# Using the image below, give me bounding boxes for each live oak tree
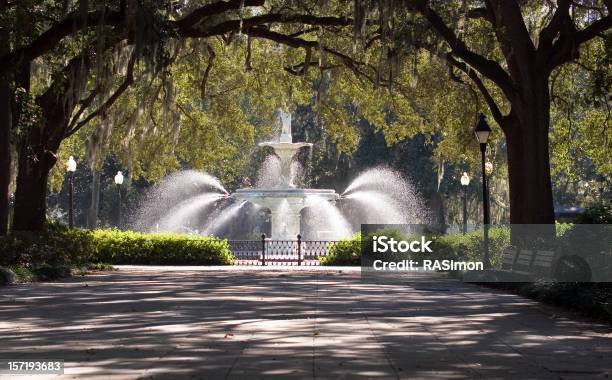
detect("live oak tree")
[351,0,611,224]
[0,0,126,233]
[0,0,356,231]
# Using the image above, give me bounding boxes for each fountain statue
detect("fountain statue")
[232,110,339,240]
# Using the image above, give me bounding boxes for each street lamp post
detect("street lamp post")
[66,156,77,228]
[460,172,470,235]
[114,171,124,228]
[474,113,492,269]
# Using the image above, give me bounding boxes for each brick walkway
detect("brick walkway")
[1,266,610,379]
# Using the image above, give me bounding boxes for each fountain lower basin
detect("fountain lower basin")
[232,188,339,240]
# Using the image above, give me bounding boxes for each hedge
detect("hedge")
[90,230,235,265]
[0,223,235,267]
[427,227,510,268]
[319,233,362,266]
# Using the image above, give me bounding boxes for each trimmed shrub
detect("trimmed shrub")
[0,225,95,267]
[91,230,235,265]
[320,233,361,266]
[0,223,235,268]
[428,227,510,268]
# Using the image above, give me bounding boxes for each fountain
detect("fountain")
[231,110,339,240]
[133,110,428,239]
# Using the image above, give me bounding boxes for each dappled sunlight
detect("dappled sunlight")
[1,268,611,378]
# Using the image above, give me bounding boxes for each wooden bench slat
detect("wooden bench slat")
[501,247,518,269]
[492,247,557,280]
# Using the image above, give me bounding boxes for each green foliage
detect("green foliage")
[555,223,611,263]
[32,263,72,281]
[0,267,16,285]
[0,223,235,267]
[83,263,115,271]
[319,227,511,267]
[431,227,510,268]
[0,224,96,266]
[555,221,574,237]
[13,87,44,139]
[7,266,35,283]
[91,230,235,265]
[548,36,611,206]
[574,203,612,224]
[320,232,361,266]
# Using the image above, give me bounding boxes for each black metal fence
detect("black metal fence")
[229,234,340,266]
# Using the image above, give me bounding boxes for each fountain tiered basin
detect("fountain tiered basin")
[231,111,340,240]
[232,188,339,240]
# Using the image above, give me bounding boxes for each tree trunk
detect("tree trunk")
[0,19,10,235]
[0,77,10,235]
[10,38,110,232]
[504,79,555,225]
[12,144,57,231]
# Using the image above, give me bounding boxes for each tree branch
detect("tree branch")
[288,27,318,38]
[65,52,136,138]
[0,0,263,75]
[245,27,374,83]
[175,0,265,31]
[284,60,338,75]
[68,85,101,130]
[576,14,611,44]
[482,0,536,83]
[447,53,503,127]
[201,43,215,99]
[540,1,610,71]
[0,8,123,74]
[300,47,312,75]
[447,63,482,113]
[539,0,572,49]
[178,13,351,38]
[413,2,515,100]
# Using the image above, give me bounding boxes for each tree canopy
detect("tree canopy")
[0,0,610,232]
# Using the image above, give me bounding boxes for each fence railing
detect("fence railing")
[228,234,340,266]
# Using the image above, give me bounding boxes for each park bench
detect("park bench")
[483,246,557,282]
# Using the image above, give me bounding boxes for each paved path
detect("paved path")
[0,267,610,379]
